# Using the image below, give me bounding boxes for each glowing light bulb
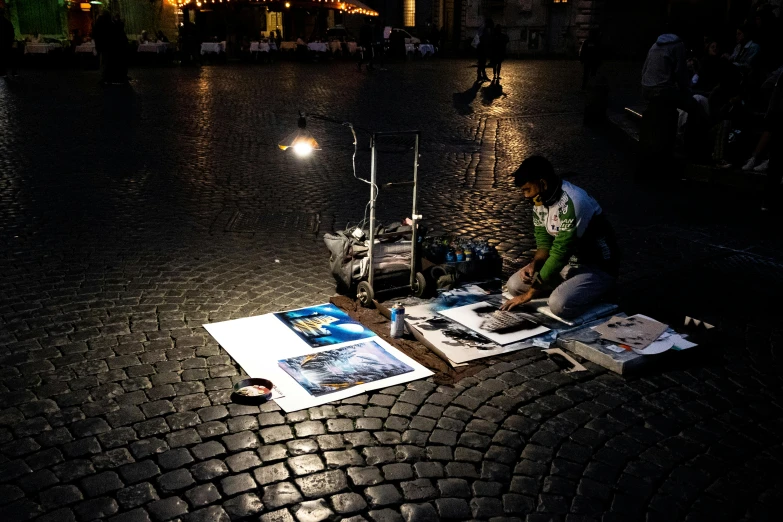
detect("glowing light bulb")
[293,143,313,157]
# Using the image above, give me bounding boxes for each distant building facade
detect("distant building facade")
[377,0,757,58]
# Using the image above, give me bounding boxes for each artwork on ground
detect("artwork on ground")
[274,303,376,348]
[438,301,550,346]
[592,315,669,350]
[404,292,544,364]
[278,340,414,397]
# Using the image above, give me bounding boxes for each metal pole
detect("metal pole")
[410,133,420,289]
[367,134,377,289]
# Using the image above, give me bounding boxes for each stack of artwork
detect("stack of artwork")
[404,287,550,366]
[592,314,698,355]
[204,304,432,412]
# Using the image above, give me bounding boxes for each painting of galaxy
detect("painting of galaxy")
[278,340,414,396]
[273,304,377,348]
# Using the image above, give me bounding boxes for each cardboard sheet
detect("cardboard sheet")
[203,306,432,412]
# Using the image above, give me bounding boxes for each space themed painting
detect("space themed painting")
[274,304,376,348]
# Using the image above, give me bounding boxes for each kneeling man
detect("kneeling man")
[500,156,620,318]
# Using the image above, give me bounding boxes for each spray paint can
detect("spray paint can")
[390,303,405,339]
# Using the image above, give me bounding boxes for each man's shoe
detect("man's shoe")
[742,156,757,171]
[754,159,769,172]
[716,160,733,169]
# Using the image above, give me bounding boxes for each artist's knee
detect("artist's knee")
[548,293,579,319]
[506,272,528,296]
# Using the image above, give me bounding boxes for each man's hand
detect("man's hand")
[500,294,531,311]
[500,287,540,311]
[519,262,536,284]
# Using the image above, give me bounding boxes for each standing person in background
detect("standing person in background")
[490,24,509,81]
[430,25,441,51]
[357,17,374,72]
[107,12,129,84]
[373,19,385,70]
[579,29,602,90]
[93,9,112,83]
[476,19,493,82]
[0,6,14,77]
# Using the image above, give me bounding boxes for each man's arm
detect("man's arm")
[500,225,553,311]
[538,226,577,283]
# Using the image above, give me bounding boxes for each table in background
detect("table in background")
[74,42,96,55]
[138,42,172,54]
[24,43,62,54]
[329,41,358,54]
[307,42,328,53]
[250,41,275,53]
[280,42,297,51]
[200,42,226,54]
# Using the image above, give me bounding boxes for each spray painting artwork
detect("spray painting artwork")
[274,303,376,348]
[278,340,414,396]
[438,301,550,345]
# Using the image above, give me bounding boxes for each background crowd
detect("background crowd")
[639,0,783,209]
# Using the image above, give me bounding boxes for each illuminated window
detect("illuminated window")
[553,0,568,3]
[404,0,415,27]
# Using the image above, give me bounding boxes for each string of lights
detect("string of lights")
[173,0,378,17]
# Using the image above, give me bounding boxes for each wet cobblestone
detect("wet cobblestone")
[1,59,783,522]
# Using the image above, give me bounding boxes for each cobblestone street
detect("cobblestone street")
[1,60,783,522]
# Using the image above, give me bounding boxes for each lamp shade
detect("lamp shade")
[278,117,321,156]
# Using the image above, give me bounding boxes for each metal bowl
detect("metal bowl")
[232,378,274,405]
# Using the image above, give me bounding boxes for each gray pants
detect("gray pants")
[506,265,616,319]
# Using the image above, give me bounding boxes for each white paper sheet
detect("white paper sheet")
[203,309,432,412]
[438,301,550,346]
[405,295,540,364]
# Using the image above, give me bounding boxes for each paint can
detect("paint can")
[390,303,405,338]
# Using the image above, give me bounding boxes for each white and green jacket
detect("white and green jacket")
[533,180,619,286]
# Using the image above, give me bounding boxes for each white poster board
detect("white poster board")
[203,305,432,412]
[438,301,549,346]
[404,290,544,364]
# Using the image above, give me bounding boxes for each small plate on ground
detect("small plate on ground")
[232,378,274,405]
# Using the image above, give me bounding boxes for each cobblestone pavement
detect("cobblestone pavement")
[1,60,783,522]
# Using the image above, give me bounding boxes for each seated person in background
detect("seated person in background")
[140,30,151,44]
[501,156,620,319]
[691,40,725,92]
[723,25,759,71]
[642,30,706,122]
[30,32,44,43]
[156,31,168,43]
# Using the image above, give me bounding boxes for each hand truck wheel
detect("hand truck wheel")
[356,281,375,308]
[412,272,427,298]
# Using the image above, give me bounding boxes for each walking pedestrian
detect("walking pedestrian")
[476,19,493,82]
[579,29,602,90]
[490,25,509,81]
